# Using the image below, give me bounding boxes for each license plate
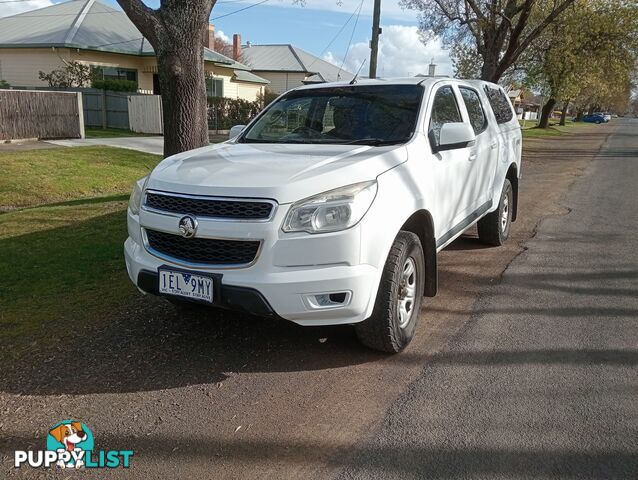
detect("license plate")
[158,268,214,303]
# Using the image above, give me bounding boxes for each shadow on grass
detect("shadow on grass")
[0,208,380,396]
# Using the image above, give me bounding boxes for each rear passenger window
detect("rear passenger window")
[460,87,487,134]
[429,86,462,146]
[484,86,513,124]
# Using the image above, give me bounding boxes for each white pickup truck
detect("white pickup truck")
[125,77,521,353]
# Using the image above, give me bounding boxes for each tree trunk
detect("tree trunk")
[479,51,500,82]
[157,47,209,158]
[575,109,584,122]
[116,0,214,158]
[538,98,556,129]
[559,99,570,126]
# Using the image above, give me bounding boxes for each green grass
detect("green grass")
[85,127,153,138]
[0,200,135,341]
[0,146,160,212]
[521,120,593,139]
[0,146,161,346]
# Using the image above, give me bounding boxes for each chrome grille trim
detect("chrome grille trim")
[142,190,278,222]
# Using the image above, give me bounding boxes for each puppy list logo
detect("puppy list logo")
[14,420,133,469]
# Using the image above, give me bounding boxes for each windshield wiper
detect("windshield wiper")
[342,138,401,146]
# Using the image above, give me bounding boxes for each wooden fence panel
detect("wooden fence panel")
[128,95,163,134]
[0,89,83,141]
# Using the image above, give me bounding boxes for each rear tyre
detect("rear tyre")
[355,231,425,353]
[477,179,513,246]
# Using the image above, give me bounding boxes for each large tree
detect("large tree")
[523,0,638,127]
[116,0,216,157]
[401,0,577,82]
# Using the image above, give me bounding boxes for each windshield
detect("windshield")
[240,85,424,146]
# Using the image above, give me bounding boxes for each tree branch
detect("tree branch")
[116,0,161,45]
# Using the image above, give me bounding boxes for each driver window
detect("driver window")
[429,86,462,146]
[258,97,313,138]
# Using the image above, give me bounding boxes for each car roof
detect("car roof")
[292,77,501,92]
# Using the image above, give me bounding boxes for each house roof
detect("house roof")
[233,69,270,84]
[241,44,354,83]
[0,0,265,79]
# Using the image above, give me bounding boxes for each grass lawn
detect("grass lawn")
[0,146,161,349]
[85,127,154,138]
[0,146,159,212]
[521,120,595,140]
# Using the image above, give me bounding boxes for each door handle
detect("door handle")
[469,153,478,161]
[490,141,498,150]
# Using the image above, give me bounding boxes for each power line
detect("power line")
[338,0,363,77]
[306,0,364,71]
[211,0,269,20]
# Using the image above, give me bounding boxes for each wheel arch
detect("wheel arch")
[400,209,437,297]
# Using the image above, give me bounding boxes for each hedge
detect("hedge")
[207,96,263,130]
[92,79,138,92]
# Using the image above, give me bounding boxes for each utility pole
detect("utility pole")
[369,0,381,79]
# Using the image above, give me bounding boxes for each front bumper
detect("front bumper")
[124,208,380,326]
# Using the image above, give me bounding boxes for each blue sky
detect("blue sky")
[3,0,453,76]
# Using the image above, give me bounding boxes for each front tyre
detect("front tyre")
[477,178,513,246]
[355,231,425,353]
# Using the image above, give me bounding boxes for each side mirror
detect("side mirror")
[435,123,476,152]
[229,125,246,140]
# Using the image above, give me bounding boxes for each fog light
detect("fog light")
[304,291,352,310]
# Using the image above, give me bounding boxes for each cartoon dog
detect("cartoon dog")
[49,422,87,468]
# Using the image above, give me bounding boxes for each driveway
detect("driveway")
[47,136,164,155]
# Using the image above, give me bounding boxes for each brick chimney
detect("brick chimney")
[204,24,215,50]
[233,34,241,60]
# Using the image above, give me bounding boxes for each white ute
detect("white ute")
[125,77,522,352]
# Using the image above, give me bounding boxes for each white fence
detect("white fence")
[128,95,163,134]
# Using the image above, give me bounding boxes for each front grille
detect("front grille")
[145,192,274,220]
[146,229,260,266]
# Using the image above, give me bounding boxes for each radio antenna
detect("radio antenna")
[350,58,367,85]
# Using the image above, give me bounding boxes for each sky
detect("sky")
[1,0,453,77]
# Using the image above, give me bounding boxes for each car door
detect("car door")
[427,84,475,240]
[458,86,498,211]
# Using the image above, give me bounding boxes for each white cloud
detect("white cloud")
[325,25,453,78]
[265,0,417,22]
[0,0,54,18]
[216,29,231,44]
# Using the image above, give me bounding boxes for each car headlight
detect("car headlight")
[128,177,147,215]
[282,181,377,234]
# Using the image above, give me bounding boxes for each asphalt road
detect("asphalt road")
[339,119,638,479]
[1,120,634,479]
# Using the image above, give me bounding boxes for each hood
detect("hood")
[146,142,407,204]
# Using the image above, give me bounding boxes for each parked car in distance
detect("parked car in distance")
[593,112,612,122]
[579,113,608,124]
[125,78,522,353]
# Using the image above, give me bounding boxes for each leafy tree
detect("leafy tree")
[523,0,638,127]
[400,0,577,82]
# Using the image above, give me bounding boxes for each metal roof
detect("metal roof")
[241,44,354,82]
[233,69,270,84]
[0,0,265,79]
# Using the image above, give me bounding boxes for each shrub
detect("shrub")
[207,96,262,130]
[38,61,93,88]
[0,79,10,88]
[92,79,138,92]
